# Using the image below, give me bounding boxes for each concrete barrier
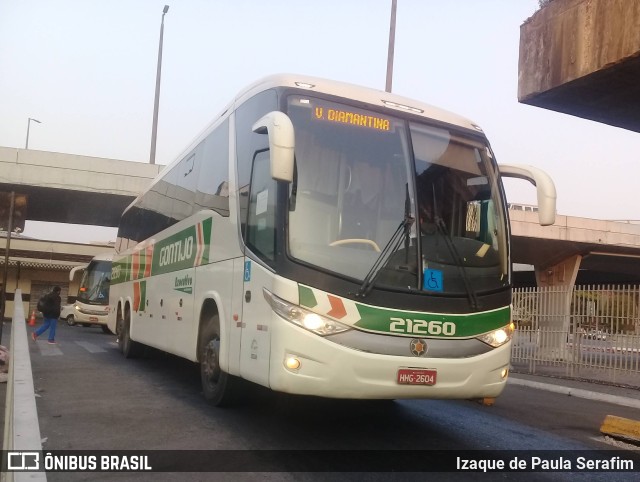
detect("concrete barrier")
[600,414,640,444]
[1,289,47,481]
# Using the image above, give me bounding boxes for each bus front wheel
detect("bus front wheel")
[200,317,241,407]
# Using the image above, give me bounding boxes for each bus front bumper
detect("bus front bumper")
[268,316,511,400]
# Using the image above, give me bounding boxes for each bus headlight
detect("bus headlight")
[477,322,515,348]
[263,289,351,336]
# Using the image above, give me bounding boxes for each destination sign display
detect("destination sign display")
[313,104,391,131]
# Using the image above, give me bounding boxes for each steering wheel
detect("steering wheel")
[329,238,381,252]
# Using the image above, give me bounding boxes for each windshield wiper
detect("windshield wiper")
[356,213,415,298]
[432,216,479,310]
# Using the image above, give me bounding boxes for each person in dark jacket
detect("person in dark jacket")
[32,285,62,344]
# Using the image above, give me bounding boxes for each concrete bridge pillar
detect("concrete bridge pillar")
[533,254,582,359]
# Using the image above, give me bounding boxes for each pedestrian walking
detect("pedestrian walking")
[32,285,62,344]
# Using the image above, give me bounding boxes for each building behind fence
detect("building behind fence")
[512,285,640,387]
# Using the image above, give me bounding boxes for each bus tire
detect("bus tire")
[101,325,111,334]
[119,310,143,359]
[199,316,240,407]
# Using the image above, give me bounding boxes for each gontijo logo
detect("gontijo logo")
[151,219,211,275]
[159,237,193,267]
[111,219,212,285]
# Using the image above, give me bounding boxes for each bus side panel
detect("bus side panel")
[163,266,196,359]
[131,268,164,349]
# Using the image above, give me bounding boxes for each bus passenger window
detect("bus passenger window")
[197,119,230,216]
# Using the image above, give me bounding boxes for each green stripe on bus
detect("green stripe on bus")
[297,283,510,338]
[299,286,318,309]
[353,304,510,338]
[111,258,129,285]
[139,280,146,310]
[201,218,212,265]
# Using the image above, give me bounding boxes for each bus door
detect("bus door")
[239,150,277,387]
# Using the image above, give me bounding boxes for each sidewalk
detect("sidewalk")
[509,370,640,409]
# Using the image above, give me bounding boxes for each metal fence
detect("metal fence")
[511,285,640,386]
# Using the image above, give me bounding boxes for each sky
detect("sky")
[2,0,640,243]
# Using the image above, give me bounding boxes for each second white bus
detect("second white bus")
[69,252,113,332]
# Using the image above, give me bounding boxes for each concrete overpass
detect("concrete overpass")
[0,146,163,227]
[518,0,640,277]
[2,146,640,285]
[510,207,640,286]
[519,0,640,133]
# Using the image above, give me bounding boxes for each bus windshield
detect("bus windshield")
[286,95,508,296]
[77,259,111,305]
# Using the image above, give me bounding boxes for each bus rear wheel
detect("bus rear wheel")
[200,317,241,407]
[119,311,143,359]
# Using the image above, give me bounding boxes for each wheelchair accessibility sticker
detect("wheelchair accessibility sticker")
[244,260,251,282]
[423,269,443,292]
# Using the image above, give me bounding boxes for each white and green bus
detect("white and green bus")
[68,252,113,332]
[108,74,556,406]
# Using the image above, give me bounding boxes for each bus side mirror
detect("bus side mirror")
[252,111,295,183]
[69,264,87,282]
[499,164,557,226]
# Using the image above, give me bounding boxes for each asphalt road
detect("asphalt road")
[23,322,640,481]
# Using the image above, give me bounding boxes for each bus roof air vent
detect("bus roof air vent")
[382,100,423,114]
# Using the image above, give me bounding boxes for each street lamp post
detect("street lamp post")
[25,117,41,149]
[149,5,170,165]
[385,0,398,93]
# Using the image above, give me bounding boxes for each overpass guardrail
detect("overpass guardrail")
[1,289,47,481]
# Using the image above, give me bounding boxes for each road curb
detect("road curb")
[507,377,640,410]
